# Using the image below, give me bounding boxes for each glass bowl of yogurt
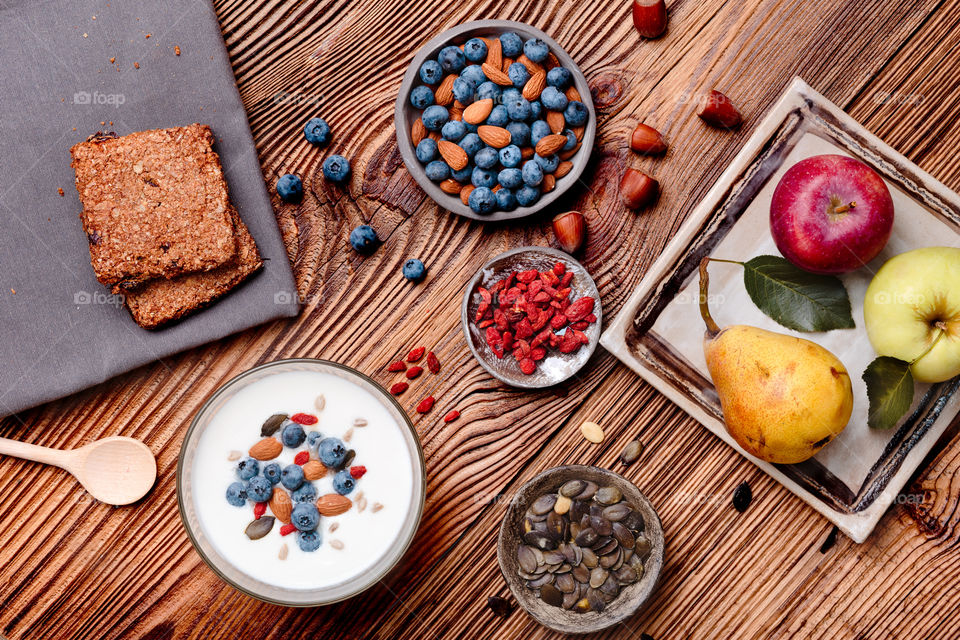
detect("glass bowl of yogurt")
[177,359,426,606]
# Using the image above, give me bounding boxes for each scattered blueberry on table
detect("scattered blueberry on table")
[276,174,303,203]
[402,258,426,282]
[349,225,379,254]
[303,117,331,146]
[322,154,351,182]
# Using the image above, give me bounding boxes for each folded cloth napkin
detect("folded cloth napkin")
[0,0,299,418]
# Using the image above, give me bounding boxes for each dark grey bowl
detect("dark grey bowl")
[497,465,664,634]
[394,20,597,222]
[461,247,601,389]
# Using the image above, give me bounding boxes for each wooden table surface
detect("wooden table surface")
[3,0,960,638]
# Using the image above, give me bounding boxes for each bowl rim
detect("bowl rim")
[496,464,665,634]
[394,19,597,222]
[175,358,427,607]
[460,246,602,389]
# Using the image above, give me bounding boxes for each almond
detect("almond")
[269,486,292,523]
[411,118,427,146]
[546,52,561,69]
[302,460,326,481]
[449,104,463,121]
[463,98,494,125]
[566,86,581,102]
[520,146,535,160]
[630,123,667,154]
[316,493,353,516]
[460,184,475,206]
[435,75,455,106]
[522,71,546,100]
[501,57,514,73]
[546,111,565,134]
[440,178,462,194]
[555,161,574,178]
[559,143,581,160]
[535,133,567,157]
[572,126,585,141]
[542,173,556,193]
[517,54,544,75]
[486,37,502,69]
[478,125,511,148]
[248,438,282,461]
[438,140,469,170]
[481,63,512,86]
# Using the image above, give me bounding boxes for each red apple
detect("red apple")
[769,154,894,274]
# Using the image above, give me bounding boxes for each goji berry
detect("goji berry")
[519,358,536,374]
[294,451,309,465]
[280,523,297,536]
[390,382,409,395]
[565,297,595,322]
[407,346,426,362]
[253,502,267,519]
[387,360,407,372]
[350,465,367,479]
[553,261,566,276]
[290,412,318,425]
[406,366,424,379]
[427,351,440,374]
[443,410,460,423]
[416,396,435,413]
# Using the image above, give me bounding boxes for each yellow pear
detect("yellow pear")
[698,259,853,464]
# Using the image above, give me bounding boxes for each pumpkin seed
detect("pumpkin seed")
[527,572,554,588]
[540,584,563,607]
[634,535,652,558]
[330,539,344,550]
[575,527,598,547]
[595,486,622,505]
[572,565,590,584]
[357,496,368,512]
[545,511,565,539]
[587,588,606,613]
[518,546,538,573]
[612,522,635,549]
[733,481,752,513]
[619,440,643,465]
[622,509,645,532]
[614,566,638,585]
[314,395,326,411]
[554,563,572,574]
[580,421,604,444]
[600,573,620,596]
[594,537,618,556]
[581,547,599,568]
[589,515,613,536]
[523,531,555,550]
[559,480,586,497]
[600,547,621,569]
[260,413,288,437]
[542,550,565,565]
[556,573,576,593]
[530,494,558,515]
[554,494,572,514]
[278,543,288,560]
[602,503,631,522]
[589,567,608,588]
[486,596,512,618]
[562,590,579,609]
[574,481,598,501]
[244,516,275,540]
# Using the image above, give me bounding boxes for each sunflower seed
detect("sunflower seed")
[353,417,368,427]
[343,427,354,443]
[329,522,339,533]
[314,395,326,411]
[372,502,384,512]
[619,440,643,465]
[330,539,344,550]
[278,543,288,560]
[357,496,368,512]
[227,450,242,461]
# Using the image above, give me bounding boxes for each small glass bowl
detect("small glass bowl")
[176,358,426,606]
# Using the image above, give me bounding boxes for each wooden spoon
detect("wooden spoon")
[0,436,156,505]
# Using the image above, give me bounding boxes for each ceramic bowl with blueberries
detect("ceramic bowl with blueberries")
[395,20,597,222]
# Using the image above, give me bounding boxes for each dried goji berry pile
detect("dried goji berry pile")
[474,262,596,375]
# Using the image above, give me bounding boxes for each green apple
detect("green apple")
[864,246,960,383]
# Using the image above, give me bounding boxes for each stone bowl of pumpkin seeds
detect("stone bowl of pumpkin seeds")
[496,465,664,634]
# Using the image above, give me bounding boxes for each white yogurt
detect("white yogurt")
[191,369,416,590]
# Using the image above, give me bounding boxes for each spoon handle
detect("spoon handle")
[0,437,71,469]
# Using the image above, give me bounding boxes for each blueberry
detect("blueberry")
[476,81,501,102]
[507,97,531,122]
[531,120,552,145]
[535,153,559,173]
[523,38,550,63]
[463,37,488,62]
[402,258,426,282]
[499,32,524,58]
[498,167,523,189]
[297,530,322,552]
[499,145,522,169]
[225,481,247,507]
[281,421,306,447]
[451,164,473,183]
[303,117,331,146]
[421,105,449,131]
[547,67,573,89]
[460,64,487,87]
[322,154,351,182]
[507,62,530,88]
[564,101,588,126]
[459,133,483,157]
[474,147,499,170]
[528,100,543,121]
[522,160,544,186]
[416,138,438,163]
[318,437,348,468]
[291,502,320,531]
[452,77,476,105]
[496,188,518,211]
[516,184,541,207]
[468,186,497,214]
[262,462,282,485]
[276,174,303,203]
[562,129,578,151]
[281,464,305,491]
[419,59,443,85]
[292,482,317,503]
[541,86,568,111]
[463,122,479,133]
[236,457,259,481]
[305,431,323,450]
[349,225,379,254]
[246,476,272,503]
[486,105,510,128]
[410,85,435,109]
[332,470,357,495]
[471,166,497,188]
[441,120,467,142]
[425,160,451,182]
[506,121,531,146]
[438,45,465,73]
[501,88,522,103]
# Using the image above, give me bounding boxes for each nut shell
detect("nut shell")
[552,210,586,254]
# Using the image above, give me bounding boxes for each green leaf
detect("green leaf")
[741,256,855,332]
[862,356,915,430]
